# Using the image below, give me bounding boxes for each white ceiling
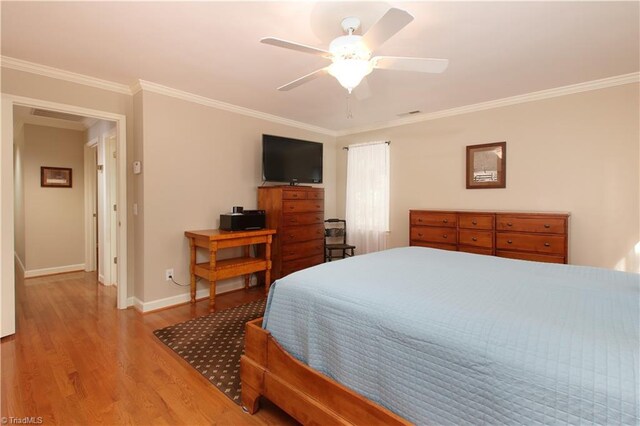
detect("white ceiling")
[2,1,638,132]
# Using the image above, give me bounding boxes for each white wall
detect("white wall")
[138,90,337,307]
[22,124,85,274]
[337,83,640,273]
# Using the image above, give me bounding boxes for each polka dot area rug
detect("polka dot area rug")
[153,298,267,405]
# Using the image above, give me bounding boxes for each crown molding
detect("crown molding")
[1,56,335,135]
[336,72,640,136]
[3,55,637,138]
[134,80,337,136]
[1,56,133,95]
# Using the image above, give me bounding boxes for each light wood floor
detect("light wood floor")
[1,268,297,425]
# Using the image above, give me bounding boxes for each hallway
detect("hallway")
[1,268,295,425]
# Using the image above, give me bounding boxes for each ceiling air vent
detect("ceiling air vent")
[397,110,421,117]
[31,109,86,122]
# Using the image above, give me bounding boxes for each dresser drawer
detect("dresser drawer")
[496,233,565,255]
[283,212,324,226]
[411,226,457,244]
[496,215,566,234]
[411,241,457,251]
[280,224,324,243]
[281,253,325,277]
[410,211,457,228]
[459,246,493,256]
[283,199,324,213]
[282,239,324,261]
[307,190,324,200]
[458,230,493,248]
[496,250,565,264]
[458,214,494,230]
[283,190,307,200]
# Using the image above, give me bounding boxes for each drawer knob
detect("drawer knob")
[288,234,294,238]
[443,219,448,223]
[544,242,550,247]
[507,222,513,227]
[544,224,550,228]
[443,234,448,239]
[472,237,477,242]
[289,206,295,209]
[418,218,423,222]
[507,240,513,244]
[418,233,423,237]
[472,220,477,225]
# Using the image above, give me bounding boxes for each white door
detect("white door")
[107,135,117,285]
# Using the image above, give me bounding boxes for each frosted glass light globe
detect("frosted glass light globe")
[328,59,373,93]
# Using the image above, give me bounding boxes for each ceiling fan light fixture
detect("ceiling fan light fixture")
[328,58,373,93]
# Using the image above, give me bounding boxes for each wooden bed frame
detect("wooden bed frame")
[240,318,411,425]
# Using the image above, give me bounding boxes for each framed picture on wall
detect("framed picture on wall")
[466,142,506,189]
[41,166,72,188]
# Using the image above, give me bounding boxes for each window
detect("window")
[345,141,390,254]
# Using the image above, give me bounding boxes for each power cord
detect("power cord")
[168,273,197,287]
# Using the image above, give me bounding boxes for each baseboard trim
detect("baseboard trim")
[14,252,25,274]
[24,263,85,278]
[133,282,248,313]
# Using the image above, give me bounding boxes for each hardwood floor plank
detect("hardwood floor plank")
[1,269,298,425]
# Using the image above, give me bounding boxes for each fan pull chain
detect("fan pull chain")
[346,94,353,119]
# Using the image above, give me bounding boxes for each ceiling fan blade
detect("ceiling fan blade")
[372,56,449,73]
[261,37,332,58]
[353,76,372,101]
[362,8,414,52]
[277,67,329,91]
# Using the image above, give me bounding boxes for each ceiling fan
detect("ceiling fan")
[261,7,449,94]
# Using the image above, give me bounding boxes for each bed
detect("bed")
[241,247,639,425]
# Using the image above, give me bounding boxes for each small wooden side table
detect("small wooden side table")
[184,228,276,312]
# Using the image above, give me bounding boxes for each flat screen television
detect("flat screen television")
[262,134,323,185]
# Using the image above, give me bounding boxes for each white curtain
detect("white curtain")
[345,141,390,254]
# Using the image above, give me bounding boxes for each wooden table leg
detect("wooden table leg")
[265,235,272,295]
[244,245,250,289]
[189,238,196,304]
[209,244,217,312]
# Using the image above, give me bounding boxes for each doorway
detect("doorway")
[1,95,128,337]
[87,125,118,286]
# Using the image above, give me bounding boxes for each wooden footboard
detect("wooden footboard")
[240,318,411,425]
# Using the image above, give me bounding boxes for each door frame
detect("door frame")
[1,94,128,336]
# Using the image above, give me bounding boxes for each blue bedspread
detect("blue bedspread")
[263,247,639,425]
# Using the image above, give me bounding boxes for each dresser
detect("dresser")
[409,210,569,264]
[258,186,325,281]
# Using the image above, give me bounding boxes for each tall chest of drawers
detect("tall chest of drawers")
[410,210,569,264]
[259,186,325,281]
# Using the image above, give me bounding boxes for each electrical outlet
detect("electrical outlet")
[165,269,174,281]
